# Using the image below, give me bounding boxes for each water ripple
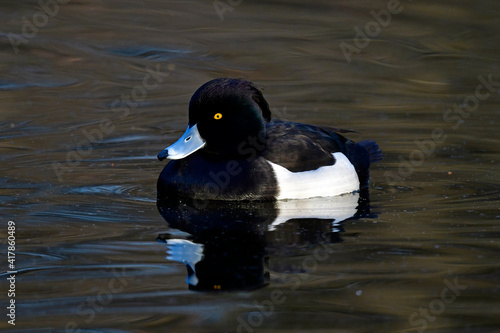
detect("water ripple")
[108,45,194,61]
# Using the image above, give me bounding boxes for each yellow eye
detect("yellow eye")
[214,113,222,120]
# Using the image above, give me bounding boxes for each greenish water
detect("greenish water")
[1,0,499,332]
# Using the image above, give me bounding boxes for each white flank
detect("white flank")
[267,152,360,200]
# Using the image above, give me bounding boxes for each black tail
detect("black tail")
[346,140,383,188]
[357,140,383,163]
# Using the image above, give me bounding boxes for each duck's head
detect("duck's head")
[158,78,271,160]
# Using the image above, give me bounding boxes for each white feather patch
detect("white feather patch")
[267,152,359,200]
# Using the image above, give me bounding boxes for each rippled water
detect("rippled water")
[1,0,499,332]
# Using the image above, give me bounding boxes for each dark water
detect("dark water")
[1,0,499,332]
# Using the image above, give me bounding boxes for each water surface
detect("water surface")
[0,0,499,332]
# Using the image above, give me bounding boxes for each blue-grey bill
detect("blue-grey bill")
[157,124,206,161]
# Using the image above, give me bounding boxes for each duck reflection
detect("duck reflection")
[156,190,373,291]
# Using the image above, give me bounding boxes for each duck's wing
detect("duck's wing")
[262,121,350,172]
[316,125,358,135]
